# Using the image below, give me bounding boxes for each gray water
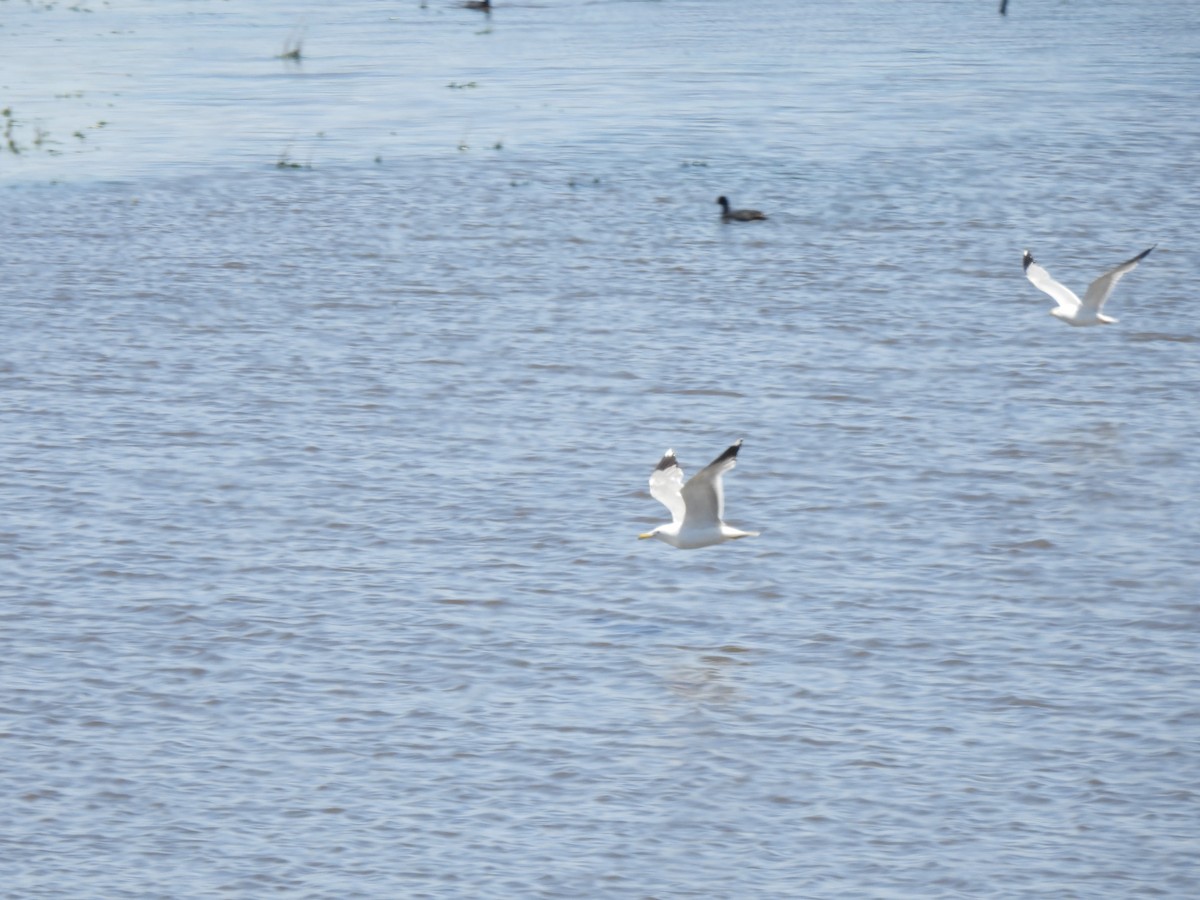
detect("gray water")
[3,1,1199,897]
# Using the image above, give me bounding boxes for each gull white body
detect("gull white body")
[638,440,759,549]
[1023,246,1154,326]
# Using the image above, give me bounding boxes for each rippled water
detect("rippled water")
[3,1,1199,897]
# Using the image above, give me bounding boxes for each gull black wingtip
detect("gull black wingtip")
[654,450,678,472]
[1131,246,1155,264]
[1022,250,1034,272]
[714,439,744,464]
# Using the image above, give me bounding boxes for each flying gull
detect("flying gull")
[1023,246,1155,326]
[639,440,760,549]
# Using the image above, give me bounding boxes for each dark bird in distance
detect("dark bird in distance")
[717,196,767,222]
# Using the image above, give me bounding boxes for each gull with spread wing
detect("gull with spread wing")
[638,440,760,549]
[1023,246,1154,326]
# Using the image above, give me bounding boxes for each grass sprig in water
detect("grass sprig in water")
[278,27,304,62]
[275,146,311,170]
[3,107,19,154]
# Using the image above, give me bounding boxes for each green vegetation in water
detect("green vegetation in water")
[3,108,18,154]
[277,27,305,62]
[3,107,60,155]
[1,103,112,156]
[275,149,310,170]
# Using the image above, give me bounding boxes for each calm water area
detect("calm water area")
[2,0,1199,896]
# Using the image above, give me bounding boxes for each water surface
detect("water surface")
[3,1,1199,897]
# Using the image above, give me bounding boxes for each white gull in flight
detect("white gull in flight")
[638,440,760,549]
[1023,246,1155,326]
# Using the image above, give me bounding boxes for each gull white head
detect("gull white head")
[638,439,759,550]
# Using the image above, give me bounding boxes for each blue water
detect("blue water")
[3,1,1199,897]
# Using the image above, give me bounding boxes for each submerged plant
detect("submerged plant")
[3,107,18,154]
[275,149,308,169]
[278,26,305,61]
[0,106,112,156]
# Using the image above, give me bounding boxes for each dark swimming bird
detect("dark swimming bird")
[464,0,490,10]
[999,0,1008,15]
[716,196,766,222]
[1023,246,1155,326]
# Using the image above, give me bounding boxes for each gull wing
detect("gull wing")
[1024,250,1080,313]
[681,439,742,527]
[648,449,686,526]
[1081,246,1154,313]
